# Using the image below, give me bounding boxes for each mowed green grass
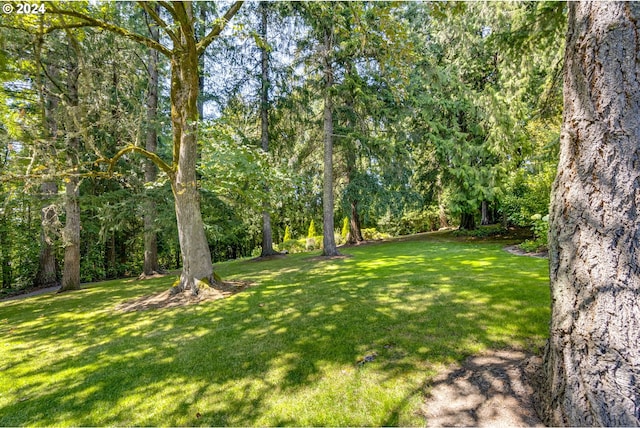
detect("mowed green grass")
[0,233,549,426]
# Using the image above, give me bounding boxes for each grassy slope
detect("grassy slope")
[0,233,549,426]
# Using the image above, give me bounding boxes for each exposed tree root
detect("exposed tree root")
[116,280,255,312]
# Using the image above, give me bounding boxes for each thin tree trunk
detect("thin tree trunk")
[142,5,161,276]
[540,2,640,426]
[259,1,278,257]
[0,213,11,288]
[321,23,340,257]
[481,200,489,225]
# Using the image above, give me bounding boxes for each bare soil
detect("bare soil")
[424,349,544,427]
[504,245,548,259]
[115,280,255,312]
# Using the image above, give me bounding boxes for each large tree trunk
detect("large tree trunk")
[142,6,161,277]
[60,61,81,292]
[34,181,59,288]
[540,3,640,426]
[170,35,215,294]
[321,23,340,257]
[35,81,60,289]
[259,1,278,257]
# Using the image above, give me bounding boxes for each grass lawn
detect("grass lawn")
[0,232,550,426]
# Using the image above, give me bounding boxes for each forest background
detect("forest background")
[0,1,563,293]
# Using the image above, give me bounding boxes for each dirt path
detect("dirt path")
[0,285,60,302]
[424,349,544,427]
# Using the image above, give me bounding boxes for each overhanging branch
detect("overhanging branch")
[47,4,172,58]
[197,1,243,55]
[107,145,174,177]
[138,1,180,46]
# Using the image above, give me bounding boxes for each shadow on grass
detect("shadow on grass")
[0,237,549,426]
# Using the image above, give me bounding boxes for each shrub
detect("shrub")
[519,214,549,252]
[307,220,317,239]
[361,228,391,241]
[341,217,349,241]
[281,239,306,254]
[283,225,291,242]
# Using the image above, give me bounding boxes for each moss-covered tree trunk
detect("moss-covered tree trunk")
[540,2,640,425]
[169,36,214,294]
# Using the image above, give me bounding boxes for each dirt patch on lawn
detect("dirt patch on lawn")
[423,349,544,427]
[115,280,255,312]
[504,245,548,259]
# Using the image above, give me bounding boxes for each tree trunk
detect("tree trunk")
[34,181,59,288]
[35,84,60,289]
[321,23,340,257]
[170,38,215,294]
[0,213,11,288]
[459,212,475,230]
[540,3,640,426]
[60,61,81,292]
[259,1,278,257]
[142,6,161,276]
[348,200,364,244]
[481,200,489,225]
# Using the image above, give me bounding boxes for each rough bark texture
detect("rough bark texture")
[259,1,278,257]
[35,87,60,288]
[540,3,640,426]
[170,8,215,293]
[60,61,81,292]
[321,24,340,257]
[34,181,59,288]
[143,7,161,276]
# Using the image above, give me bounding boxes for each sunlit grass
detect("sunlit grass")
[0,232,549,426]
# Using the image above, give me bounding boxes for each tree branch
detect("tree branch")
[43,22,95,34]
[138,1,180,46]
[106,145,174,177]
[158,1,178,21]
[47,5,172,58]
[197,1,244,55]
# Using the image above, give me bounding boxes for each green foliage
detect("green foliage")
[519,213,549,252]
[453,225,510,238]
[0,235,550,426]
[280,238,305,254]
[361,228,391,241]
[502,161,556,226]
[307,220,317,239]
[341,217,349,240]
[283,225,292,242]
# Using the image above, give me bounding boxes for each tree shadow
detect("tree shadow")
[0,239,550,426]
